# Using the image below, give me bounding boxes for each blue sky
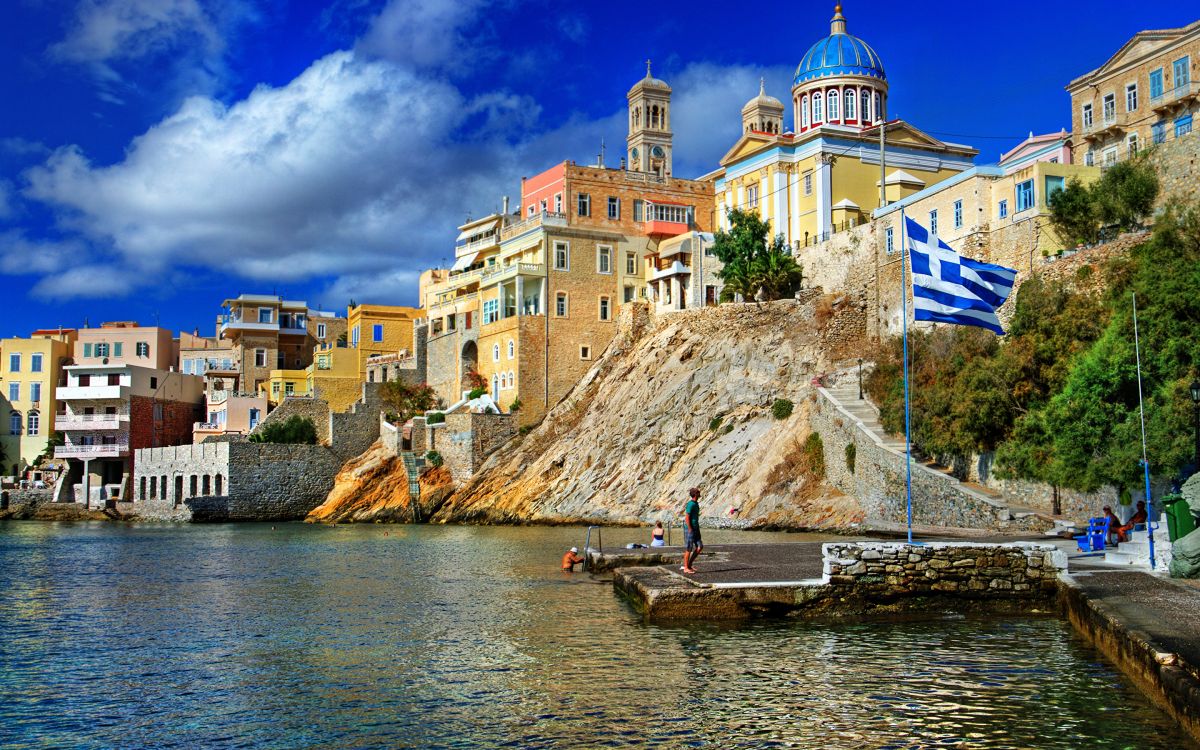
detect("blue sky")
[1,0,1195,339]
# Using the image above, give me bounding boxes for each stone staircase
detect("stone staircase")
[821,371,1048,529]
[1103,515,1173,572]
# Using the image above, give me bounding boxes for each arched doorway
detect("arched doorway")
[460,341,479,390]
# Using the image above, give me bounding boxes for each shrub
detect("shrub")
[509,398,522,413]
[519,425,535,436]
[723,424,734,434]
[467,387,487,400]
[249,415,318,445]
[425,411,445,425]
[425,450,444,468]
[709,415,723,431]
[801,432,825,479]
[845,443,856,474]
[463,370,487,391]
[772,398,794,420]
[380,381,437,423]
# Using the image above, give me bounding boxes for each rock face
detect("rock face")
[432,299,866,529]
[307,440,456,524]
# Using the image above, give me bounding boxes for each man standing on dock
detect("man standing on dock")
[683,488,703,574]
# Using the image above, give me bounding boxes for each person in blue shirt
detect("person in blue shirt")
[682,487,703,573]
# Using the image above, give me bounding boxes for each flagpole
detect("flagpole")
[1132,292,1157,570]
[900,210,914,544]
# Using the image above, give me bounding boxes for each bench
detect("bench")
[1075,516,1112,552]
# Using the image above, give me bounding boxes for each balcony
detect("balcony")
[55,441,130,459]
[56,384,129,401]
[1082,113,1121,141]
[1150,81,1199,112]
[481,262,547,285]
[500,211,567,241]
[652,260,692,281]
[219,314,279,337]
[643,202,691,237]
[55,413,129,431]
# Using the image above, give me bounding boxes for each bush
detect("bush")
[425,411,445,425]
[463,370,487,391]
[801,432,825,479]
[509,398,522,413]
[519,425,535,436]
[425,450,444,468]
[467,387,487,400]
[845,443,856,474]
[709,415,723,431]
[249,415,318,445]
[1048,159,1159,247]
[380,381,438,423]
[723,424,734,434]
[771,398,794,420]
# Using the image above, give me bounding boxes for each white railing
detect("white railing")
[646,203,690,224]
[56,442,130,458]
[500,211,566,240]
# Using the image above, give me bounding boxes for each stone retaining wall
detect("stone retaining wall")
[811,386,1016,530]
[0,488,53,510]
[823,541,1065,599]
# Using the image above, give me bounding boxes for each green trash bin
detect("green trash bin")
[1163,495,1196,542]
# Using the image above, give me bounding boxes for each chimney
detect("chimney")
[502,195,509,214]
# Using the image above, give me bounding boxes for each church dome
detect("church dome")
[742,79,784,113]
[630,60,671,93]
[794,4,886,86]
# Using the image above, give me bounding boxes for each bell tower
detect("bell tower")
[626,60,673,178]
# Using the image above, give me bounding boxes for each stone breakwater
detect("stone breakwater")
[823,541,1066,599]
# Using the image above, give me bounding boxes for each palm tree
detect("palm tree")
[753,251,804,300]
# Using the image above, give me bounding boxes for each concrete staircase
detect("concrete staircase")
[821,371,1048,529]
[1103,515,1173,572]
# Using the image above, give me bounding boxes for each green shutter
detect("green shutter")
[113,342,123,357]
[83,343,93,357]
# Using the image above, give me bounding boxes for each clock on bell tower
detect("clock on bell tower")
[626,60,673,178]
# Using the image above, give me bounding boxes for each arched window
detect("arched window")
[862,90,872,123]
[507,371,514,389]
[801,96,809,128]
[875,93,882,122]
[9,411,20,436]
[828,90,839,121]
[812,93,823,123]
[507,340,514,359]
[492,375,499,395]
[844,88,856,120]
[492,344,500,362]
[27,410,39,436]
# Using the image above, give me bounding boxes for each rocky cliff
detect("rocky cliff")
[306,440,454,524]
[431,298,866,529]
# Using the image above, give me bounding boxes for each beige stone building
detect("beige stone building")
[420,67,715,424]
[1068,19,1200,167]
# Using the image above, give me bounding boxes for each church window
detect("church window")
[862,90,872,122]
[801,96,809,128]
[874,94,882,121]
[844,88,856,120]
[747,184,759,209]
[803,170,813,196]
[812,93,823,123]
[828,90,839,121]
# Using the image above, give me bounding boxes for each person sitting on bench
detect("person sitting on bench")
[1102,506,1122,544]
[1115,501,1148,543]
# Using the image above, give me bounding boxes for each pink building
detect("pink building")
[75,323,175,370]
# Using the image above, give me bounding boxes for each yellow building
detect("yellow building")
[1,330,76,473]
[306,344,363,412]
[261,369,309,406]
[711,5,977,247]
[347,303,421,376]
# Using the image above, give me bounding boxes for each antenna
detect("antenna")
[599,138,606,168]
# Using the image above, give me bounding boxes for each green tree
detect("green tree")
[1093,158,1159,231]
[1048,178,1099,247]
[249,415,318,444]
[379,381,438,423]
[712,209,803,302]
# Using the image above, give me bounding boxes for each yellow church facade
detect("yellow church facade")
[710,5,978,247]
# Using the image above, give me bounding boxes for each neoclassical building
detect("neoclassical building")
[711,4,978,248]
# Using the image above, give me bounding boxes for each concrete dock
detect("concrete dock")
[592,537,1200,742]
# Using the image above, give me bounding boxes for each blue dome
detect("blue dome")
[794,31,885,86]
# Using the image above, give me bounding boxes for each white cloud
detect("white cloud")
[357,0,497,70]
[31,265,138,300]
[50,0,220,64]
[0,231,89,277]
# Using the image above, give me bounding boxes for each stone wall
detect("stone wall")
[823,541,1066,599]
[328,382,385,461]
[1149,130,1200,210]
[811,385,1017,530]
[0,488,52,510]
[131,441,344,521]
[438,412,517,483]
[252,396,332,443]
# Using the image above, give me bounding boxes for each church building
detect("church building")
[711,4,978,248]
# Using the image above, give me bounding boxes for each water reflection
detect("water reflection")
[0,521,1192,749]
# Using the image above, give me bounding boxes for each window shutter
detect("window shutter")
[83,343,93,358]
[114,342,123,357]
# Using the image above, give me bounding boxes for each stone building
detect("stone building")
[1068,19,1199,167]
[420,65,715,425]
[647,231,723,313]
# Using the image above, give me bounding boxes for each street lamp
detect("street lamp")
[858,358,864,400]
[1190,378,1200,471]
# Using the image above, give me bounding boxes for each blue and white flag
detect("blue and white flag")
[904,215,1017,335]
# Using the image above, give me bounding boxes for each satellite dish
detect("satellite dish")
[102,357,109,364]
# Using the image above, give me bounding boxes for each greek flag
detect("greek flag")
[905,215,1017,335]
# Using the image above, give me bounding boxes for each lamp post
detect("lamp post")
[1190,379,1200,471]
[858,358,864,400]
